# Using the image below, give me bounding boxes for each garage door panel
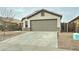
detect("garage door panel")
[30,20,57,31]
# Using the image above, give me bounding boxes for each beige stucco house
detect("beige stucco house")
[22,9,62,31]
[68,16,79,32]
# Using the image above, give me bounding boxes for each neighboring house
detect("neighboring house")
[22,9,62,31]
[61,23,68,32]
[0,17,22,31]
[68,16,79,32]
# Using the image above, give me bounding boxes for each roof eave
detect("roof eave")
[69,16,79,23]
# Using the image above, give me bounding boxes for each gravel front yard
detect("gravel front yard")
[59,32,79,50]
[0,31,69,51]
[58,32,72,49]
[0,31,75,51]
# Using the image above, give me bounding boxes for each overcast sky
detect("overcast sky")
[0,7,79,23]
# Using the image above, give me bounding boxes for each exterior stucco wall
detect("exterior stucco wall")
[28,12,59,20]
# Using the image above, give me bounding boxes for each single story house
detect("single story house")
[22,9,62,31]
[68,16,79,32]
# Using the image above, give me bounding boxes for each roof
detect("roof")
[69,16,79,23]
[22,9,62,21]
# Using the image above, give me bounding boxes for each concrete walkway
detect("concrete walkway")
[0,32,69,51]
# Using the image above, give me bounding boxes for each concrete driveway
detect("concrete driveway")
[0,32,69,51]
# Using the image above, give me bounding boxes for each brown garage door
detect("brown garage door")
[30,19,57,31]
